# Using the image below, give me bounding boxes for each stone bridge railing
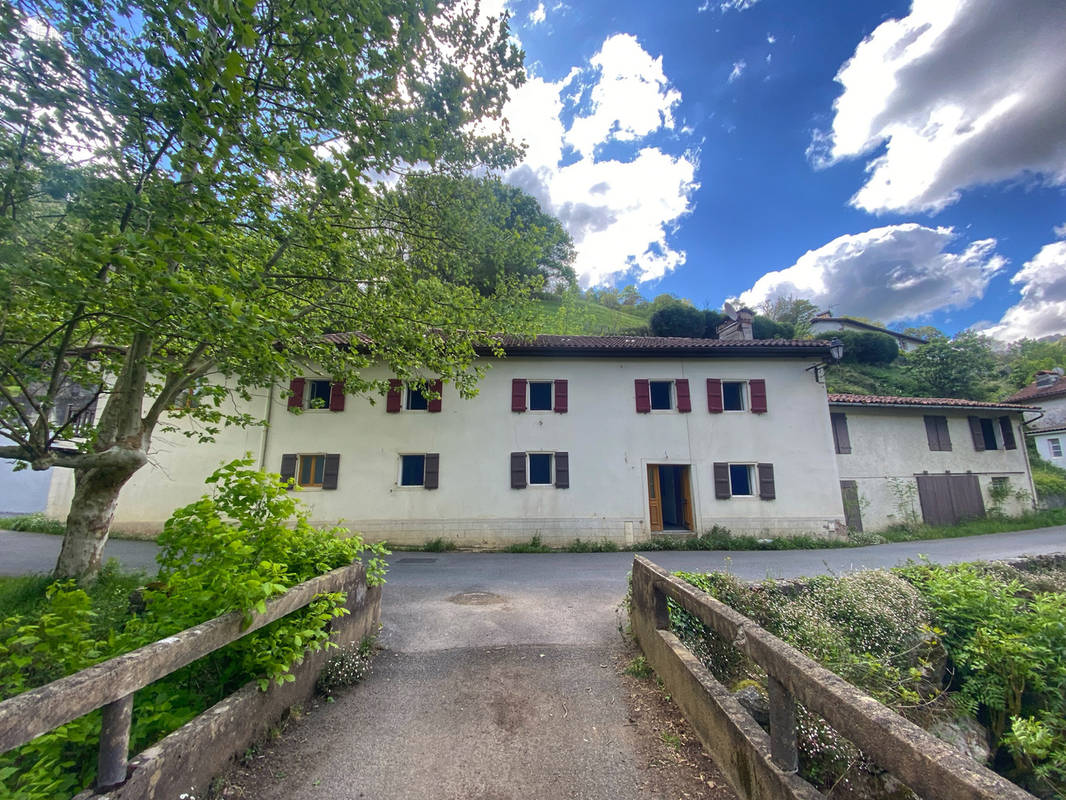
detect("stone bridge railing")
[0,560,380,799]
[629,555,1035,800]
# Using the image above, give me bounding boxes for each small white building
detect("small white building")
[1005,369,1066,468]
[828,394,1037,532]
[46,336,850,547]
[809,315,927,353]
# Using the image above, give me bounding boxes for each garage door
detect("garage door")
[916,473,985,526]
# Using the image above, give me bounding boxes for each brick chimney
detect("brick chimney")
[717,307,754,340]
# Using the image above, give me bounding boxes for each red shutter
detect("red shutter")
[713,462,731,499]
[511,378,527,412]
[749,379,767,414]
[635,379,651,413]
[424,453,440,489]
[676,379,691,413]
[554,451,569,488]
[287,378,305,410]
[707,379,723,413]
[386,379,403,413]
[329,381,345,412]
[279,454,297,489]
[428,379,443,413]
[510,452,527,489]
[554,379,568,413]
[322,454,340,490]
[757,463,776,500]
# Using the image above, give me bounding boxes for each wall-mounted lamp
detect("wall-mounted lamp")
[807,338,845,384]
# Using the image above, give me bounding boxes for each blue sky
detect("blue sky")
[488,0,1066,341]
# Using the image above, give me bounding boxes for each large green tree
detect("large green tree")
[0,0,550,579]
[902,331,997,399]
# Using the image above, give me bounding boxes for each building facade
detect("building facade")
[829,394,1037,532]
[1005,369,1066,468]
[46,336,849,546]
[809,316,927,352]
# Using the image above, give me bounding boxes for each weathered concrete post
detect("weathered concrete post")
[767,676,798,773]
[96,693,133,790]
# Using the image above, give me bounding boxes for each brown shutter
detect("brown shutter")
[713,462,731,499]
[707,378,723,413]
[386,379,403,413]
[322,454,340,490]
[511,378,527,412]
[999,416,1017,450]
[831,412,851,454]
[937,417,952,451]
[554,451,569,488]
[968,416,985,451]
[757,463,776,500]
[749,379,767,413]
[329,381,345,412]
[924,415,940,450]
[510,452,527,489]
[635,379,651,413]
[675,379,691,413]
[554,379,568,413]
[280,454,297,489]
[287,378,305,410]
[424,453,439,489]
[428,379,443,413]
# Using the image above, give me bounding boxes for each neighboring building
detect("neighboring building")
[46,336,850,546]
[828,394,1038,532]
[1004,368,1066,468]
[809,314,927,352]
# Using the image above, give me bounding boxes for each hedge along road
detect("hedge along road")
[2,526,1065,799]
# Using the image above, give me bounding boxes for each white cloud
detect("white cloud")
[501,34,698,285]
[735,224,1005,322]
[720,0,759,11]
[563,34,681,159]
[766,34,775,44]
[697,1,710,12]
[728,60,746,83]
[1054,222,1066,239]
[981,241,1066,341]
[810,0,1066,214]
[528,2,546,25]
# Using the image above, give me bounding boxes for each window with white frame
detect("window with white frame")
[406,386,428,410]
[1050,438,1063,458]
[398,453,439,489]
[528,381,553,411]
[306,379,332,409]
[729,464,754,496]
[649,381,673,410]
[722,381,745,411]
[510,451,570,489]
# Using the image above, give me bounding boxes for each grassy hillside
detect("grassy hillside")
[531,296,649,335]
[824,363,918,396]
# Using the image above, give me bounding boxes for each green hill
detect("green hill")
[530,296,649,335]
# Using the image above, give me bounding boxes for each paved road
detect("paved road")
[3,527,1064,799]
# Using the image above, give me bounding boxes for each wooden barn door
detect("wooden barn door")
[916,473,985,526]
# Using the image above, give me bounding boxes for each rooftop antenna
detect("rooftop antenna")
[723,301,738,320]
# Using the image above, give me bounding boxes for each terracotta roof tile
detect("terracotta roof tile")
[1004,375,1066,403]
[828,393,1039,412]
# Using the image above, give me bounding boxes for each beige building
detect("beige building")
[828,394,1038,532]
[1005,369,1066,469]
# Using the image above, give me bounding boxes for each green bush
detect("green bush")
[835,329,900,365]
[0,513,66,535]
[0,458,387,800]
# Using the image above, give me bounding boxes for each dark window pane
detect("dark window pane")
[308,380,332,408]
[529,453,552,484]
[529,381,552,410]
[407,387,428,410]
[312,455,325,485]
[401,454,425,486]
[722,382,744,411]
[729,464,752,495]
[980,418,998,450]
[650,381,672,410]
[299,455,322,486]
[299,456,313,485]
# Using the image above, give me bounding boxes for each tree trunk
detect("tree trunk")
[53,453,146,581]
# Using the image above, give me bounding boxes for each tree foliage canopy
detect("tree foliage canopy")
[0,0,550,576]
[901,331,997,399]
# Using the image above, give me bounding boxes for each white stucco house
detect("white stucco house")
[37,334,1043,546]
[45,335,852,546]
[809,315,927,353]
[1005,369,1066,468]
[828,394,1038,532]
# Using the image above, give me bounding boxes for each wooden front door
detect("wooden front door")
[648,465,663,532]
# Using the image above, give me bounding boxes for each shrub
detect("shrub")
[0,513,66,535]
[836,330,900,365]
[0,458,387,800]
[317,636,376,697]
